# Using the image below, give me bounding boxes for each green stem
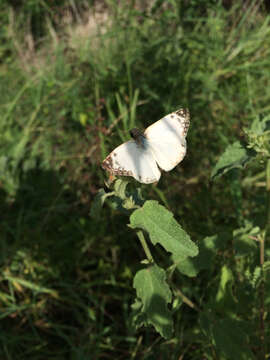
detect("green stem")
[136,230,153,263]
[266,159,270,234]
[259,159,270,360]
[259,233,265,360]
[242,170,265,187]
[175,289,200,312]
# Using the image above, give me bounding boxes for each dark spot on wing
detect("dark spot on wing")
[175,108,190,136]
[102,154,133,177]
[176,108,189,117]
[102,155,113,171]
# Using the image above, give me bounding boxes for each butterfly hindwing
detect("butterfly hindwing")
[102,140,161,184]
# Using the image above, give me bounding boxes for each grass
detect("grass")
[1,0,270,358]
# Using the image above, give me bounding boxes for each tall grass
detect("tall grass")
[1,1,270,358]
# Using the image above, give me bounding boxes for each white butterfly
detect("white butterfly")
[102,108,190,184]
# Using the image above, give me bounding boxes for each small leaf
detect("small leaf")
[131,298,148,329]
[133,264,173,338]
[233,222,259,257]
[90,189,113,219]
[130,200,198,259]
[122,197,137,210]
[79,113,87,126]
[110,180,144,211]
[211,141,252,180]
[114,179,129,199]
[216,265,234,303]
[215,265,237,315]
[249,114,270,135]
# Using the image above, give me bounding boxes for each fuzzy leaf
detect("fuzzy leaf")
[90,189,113,219]
[130,200,198,259]
[211,141,251,179]
[173,256,199,277]
[173,233,229,277]
[133,264,173,338]
[114,179,129,199]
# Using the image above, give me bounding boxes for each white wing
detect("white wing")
[102,140,161,184]
[144,108,190,171]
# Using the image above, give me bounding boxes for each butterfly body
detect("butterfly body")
[129,128,146,148]
[102,108,190,184]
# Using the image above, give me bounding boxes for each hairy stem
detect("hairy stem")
[136,230,153,263]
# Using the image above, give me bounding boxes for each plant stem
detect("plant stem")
[136,230,154,263]
[259,159,270,360]
[175,289,200,312]
[266,159,270,235]
[259,233,265,360]
[242,170,265,187]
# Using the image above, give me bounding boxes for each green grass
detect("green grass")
[1,0,270,359]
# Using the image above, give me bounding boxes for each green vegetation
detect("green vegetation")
[1,0,270,358]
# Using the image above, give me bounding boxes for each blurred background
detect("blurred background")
[0,0,269,359]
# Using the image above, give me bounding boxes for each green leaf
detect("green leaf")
[114,179,129,199]
[233,222,259,257]
[133,264,173,339]
[109,179,144,211]
[173,256,199,277]
[213,318,255,360]
[130,200,198,259]
[249,114,270,135]
[200,314,255,360]
[215,265,238,315]
[215,265,234,303]
[174,233,229,277]
[90,189,113,219]
[211,141,252,179]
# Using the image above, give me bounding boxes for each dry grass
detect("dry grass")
[7,2,110,73]
[7,0,172,74]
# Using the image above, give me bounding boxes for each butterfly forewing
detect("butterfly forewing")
[144,108,190,171]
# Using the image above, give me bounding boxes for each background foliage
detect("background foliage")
[1,0,270,359]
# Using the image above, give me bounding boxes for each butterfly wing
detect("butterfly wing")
[144,108,190,171]
[102,140,161,184]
